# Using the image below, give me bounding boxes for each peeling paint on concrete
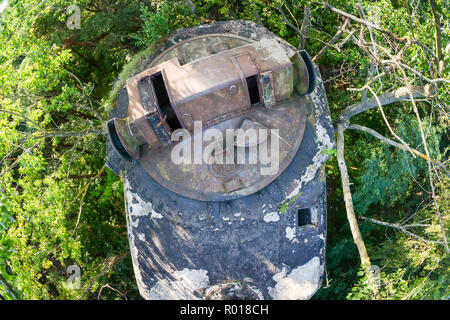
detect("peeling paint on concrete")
[137,232,146,241]
[268,257,323,300]
[285,227,295,241]
[285,122,334,199]
[247,285,264,300]
[123,177,151,299]
[285,72,334,200]
[148,268,210,300]
[263,211,280,222]
[204,281,264,300]
[151,211,163,219]
[125,177,163,228]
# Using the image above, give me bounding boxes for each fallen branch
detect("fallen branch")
[78,252,130,299]
[335,29,355,52]
[380,60,450,84]
[55,172,106,181]
[72,165,106,233]
[273,1,302,38]
[366,85,416,157]
[39,129,105,139]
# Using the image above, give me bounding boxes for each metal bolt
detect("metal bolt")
[229,85,238,95]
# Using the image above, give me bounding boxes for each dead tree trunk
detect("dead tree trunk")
[336,120,371,267]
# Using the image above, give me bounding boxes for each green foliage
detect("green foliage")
[348,247,449,300]
[0,0,142,300]
[130,1,198,49]
[103,39,164,113]
[353,113,445,214]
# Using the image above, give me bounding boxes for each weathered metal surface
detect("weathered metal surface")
[108,31,315,201]
[125,39,293,125]
[106,20,334,300]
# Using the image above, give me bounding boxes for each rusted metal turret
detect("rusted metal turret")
[106,21,334,300]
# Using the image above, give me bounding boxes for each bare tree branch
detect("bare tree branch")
[249,1,263,25]
[39,129,104,139]
[360,216,445,245]
[366,85,418,157]
[299,6,311,50]
[336,121,371,267]
[273,1,302,37]
[335,29,355,52]
[378,45,450,252]
[380,60,450,84]
[429,0,444,74]
[403,84,449,253]
[337,120,381,298]
[323,1,437,59]
[348,124,448,172]
[313,18,350,62]
[97,283,127,300]
[340,85,433,120]
[78,252,130,299]
[0,273,18,300]
[0,109,43,130]
[184,0,196,15]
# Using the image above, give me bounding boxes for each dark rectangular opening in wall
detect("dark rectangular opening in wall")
[150,71,182,131]
[246,75,261,105]
[298,208,312,227]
